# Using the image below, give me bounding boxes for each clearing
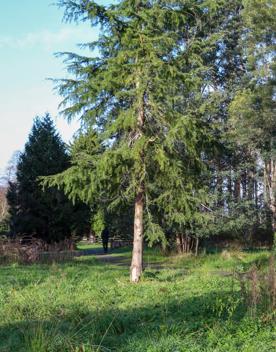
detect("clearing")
[0,246,275,351]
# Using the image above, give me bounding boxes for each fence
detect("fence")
[0,237,79,265]
[84,234,132,249]
[0,235,133,265]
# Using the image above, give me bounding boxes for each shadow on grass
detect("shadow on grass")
[0,290,250,352]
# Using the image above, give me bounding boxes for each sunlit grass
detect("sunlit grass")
[0,248,274,351]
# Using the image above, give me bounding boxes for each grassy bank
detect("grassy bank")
[0,247,275,351]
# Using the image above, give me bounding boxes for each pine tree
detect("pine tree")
[7,114,88,243]
[42,0,230,281]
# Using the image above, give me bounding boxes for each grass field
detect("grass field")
[0,246,275,351]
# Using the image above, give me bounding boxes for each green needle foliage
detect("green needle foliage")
[7,114,90,243]
[43,1,230,254]
[228,0,276,234]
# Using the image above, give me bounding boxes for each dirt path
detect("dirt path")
[80,248,234,277]
[81,248,131,266]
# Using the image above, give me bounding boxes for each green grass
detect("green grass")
[77,242,103,250]
[0,248,275,351]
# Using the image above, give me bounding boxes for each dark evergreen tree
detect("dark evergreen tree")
[7,114,90,243]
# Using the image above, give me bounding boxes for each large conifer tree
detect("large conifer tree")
[46,0,227,281]
[7,114,87,243]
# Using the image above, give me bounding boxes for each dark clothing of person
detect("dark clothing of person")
[101,228,109,253]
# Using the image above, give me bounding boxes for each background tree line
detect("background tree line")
[1,0,275,282]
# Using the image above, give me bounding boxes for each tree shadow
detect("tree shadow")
[0,290,250,352]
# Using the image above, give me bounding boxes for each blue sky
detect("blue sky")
[0,0,103,177]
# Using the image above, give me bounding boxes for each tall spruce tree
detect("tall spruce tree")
[42,0,228,281]
[7,114,88,243]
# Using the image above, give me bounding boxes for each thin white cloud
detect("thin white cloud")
[0,22,97,174]
[0,26,97,50]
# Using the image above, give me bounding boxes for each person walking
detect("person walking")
[101,227,109,254]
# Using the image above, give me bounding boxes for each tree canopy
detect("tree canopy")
[7,114,90,243]
[38,0,276,281]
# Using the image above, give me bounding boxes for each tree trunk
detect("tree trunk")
[234,173,241,201]
[217,160,224,207]
[254,177,258,208]
[264,157,276,233]
[195,237,199,256]
[248,167,255,201]
[270,137,276,232]
[227,168,232,208]
[130,189,144,282]
[176,234,183,253]
[271,158,276,232]
[241,170,247,199]
[130,84,145,282]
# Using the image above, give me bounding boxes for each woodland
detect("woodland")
[0,1,275,350]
